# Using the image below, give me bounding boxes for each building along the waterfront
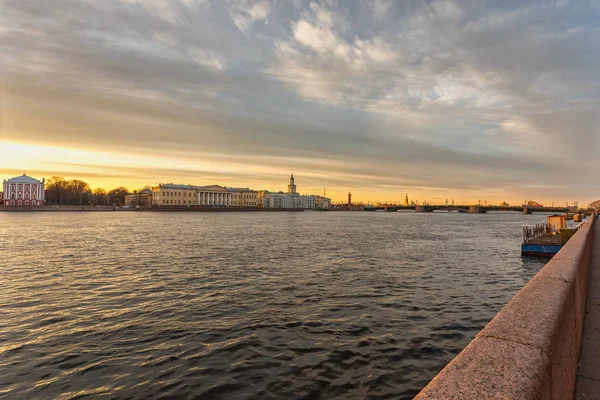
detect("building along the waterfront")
[259,174,330,209]
[152,184,200,206]
[152,183,234,207]
[124,188,153,207]
[227,188,258,207]
[197,185,232,206]
[2,174,45,207]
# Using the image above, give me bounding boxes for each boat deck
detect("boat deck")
[523,234,563,246]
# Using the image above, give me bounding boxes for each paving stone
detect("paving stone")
[575,376,600,400]
[576,220,600,398]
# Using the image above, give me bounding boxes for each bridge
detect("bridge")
[363,204,571,213]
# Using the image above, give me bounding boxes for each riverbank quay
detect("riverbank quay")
[415,216,596,399]
[0,205,307,212]
[0,205,116,212]
[143,207,305,212]
[575,218,600,398]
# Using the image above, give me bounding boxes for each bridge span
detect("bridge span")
[363,205,570,213]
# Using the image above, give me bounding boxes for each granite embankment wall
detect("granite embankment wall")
[0,205,116,211]
[416,217,596,399]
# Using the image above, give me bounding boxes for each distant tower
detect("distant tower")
[404,189,409,207]
[288,173,297,195]
[348,192,352,206]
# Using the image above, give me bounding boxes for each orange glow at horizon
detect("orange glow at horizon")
[0,141,581,206]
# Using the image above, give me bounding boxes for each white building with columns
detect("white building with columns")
[3,174,45,206]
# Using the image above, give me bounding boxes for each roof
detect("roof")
[199,185,228,192]
[227,187,257,193]
[158,183,202,189]
[5,174,43,184]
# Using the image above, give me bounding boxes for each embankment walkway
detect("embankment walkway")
[415,216,598,399]
[575,218,600,398]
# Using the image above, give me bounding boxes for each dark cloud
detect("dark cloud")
[1,0,598,202]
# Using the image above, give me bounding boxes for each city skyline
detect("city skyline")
[1,1,599,204]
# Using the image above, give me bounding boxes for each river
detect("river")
[0,211,548,399]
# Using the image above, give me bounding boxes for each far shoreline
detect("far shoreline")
[0,205,329,212]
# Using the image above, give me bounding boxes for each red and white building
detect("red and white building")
[2,174,45,206]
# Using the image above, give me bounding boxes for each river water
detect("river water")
[0,211,548,399]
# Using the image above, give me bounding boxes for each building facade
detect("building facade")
[151,183,234,207]
[2,174,45,206]
[259,174,330,209]
[196,185,232,206]
[152,184,199,206]
[124,188,153,207]
[228,188,258,207]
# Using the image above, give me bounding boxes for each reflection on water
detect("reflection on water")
[0,211,548,399]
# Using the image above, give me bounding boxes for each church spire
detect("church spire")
[288,173,297,195]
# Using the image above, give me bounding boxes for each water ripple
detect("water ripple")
[0,211,547,398]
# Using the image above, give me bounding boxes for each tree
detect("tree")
[44,176,95,205]
[92,188,108,205]
[108,187,129,206]
[45,176,68,205]
[67,179,92,205]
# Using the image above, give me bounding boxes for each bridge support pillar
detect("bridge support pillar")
[415,205,426,212]
[469,205,480,214]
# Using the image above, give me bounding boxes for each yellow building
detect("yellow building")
[228,188,258,207]
[152,184,199,206]
[196,185,232,206]
[151,183,260,207]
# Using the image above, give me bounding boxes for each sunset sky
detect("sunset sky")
[1,0,599,205]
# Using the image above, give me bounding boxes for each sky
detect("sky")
[1,0,599,205]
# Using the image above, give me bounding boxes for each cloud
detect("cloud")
[117,0,206,26]
[1,0,599,203]
[365,0,392,19]
[228,0,271,32]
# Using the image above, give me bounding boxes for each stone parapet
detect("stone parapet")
[415,216,595,399]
